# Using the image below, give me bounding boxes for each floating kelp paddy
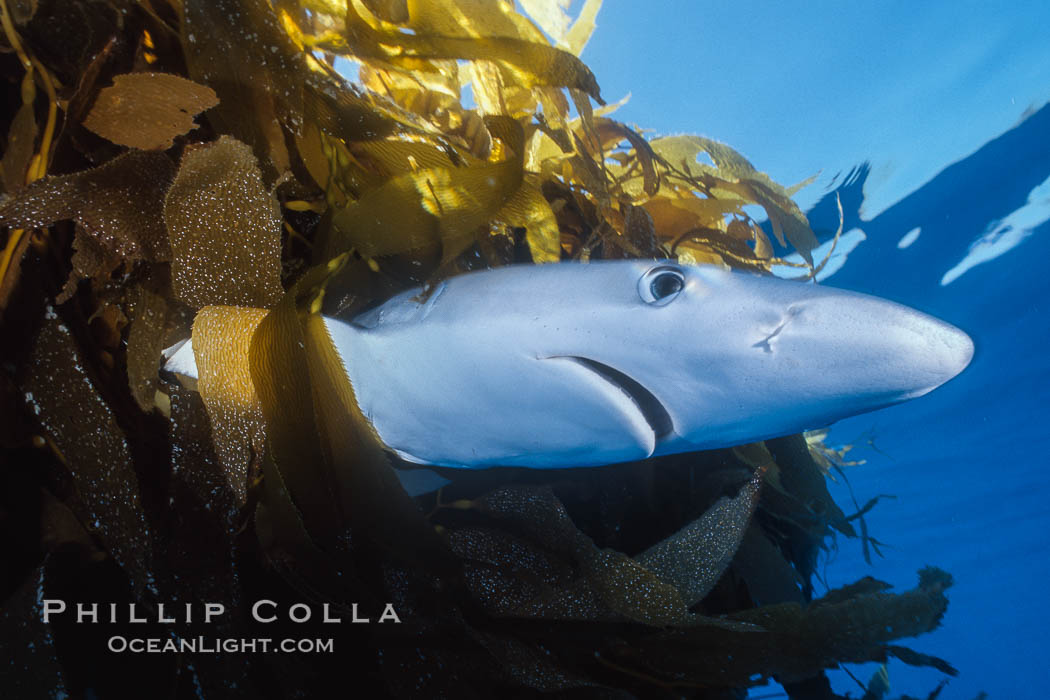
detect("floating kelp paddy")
[0,1,963,697]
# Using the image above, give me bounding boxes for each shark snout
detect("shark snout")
[773,292,974,402]
[886,310,974,398]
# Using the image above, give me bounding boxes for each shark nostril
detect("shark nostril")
[752,336,776,353]
[753,316,791,353]
[752,304,807,353]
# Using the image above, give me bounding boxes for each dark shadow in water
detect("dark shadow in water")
[805,162,870,240]
[790,102,1050,700]
[794,101,1050,317]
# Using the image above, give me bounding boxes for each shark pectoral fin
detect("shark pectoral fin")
[393,467,453,497]
[162,337,199,382]
[392,446,432,466]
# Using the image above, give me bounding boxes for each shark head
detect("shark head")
[331,260,974,469]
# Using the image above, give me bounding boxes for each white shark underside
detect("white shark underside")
[167,261,974,476]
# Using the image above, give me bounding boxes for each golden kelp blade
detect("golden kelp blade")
[635,469,763,607]
[336,1,604,103]
[165,136,284,309]
[0,150,175,302]
[24,318,154,597]
[326,116,530,262]
[247,259,449,596]
[182,0,303,175]
[496,175,561,263]
[126,281,172,413]
[82,72,219,151]
[649,135,819,264]
[192,305,269,505]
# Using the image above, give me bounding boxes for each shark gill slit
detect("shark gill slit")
[561,356,675,443]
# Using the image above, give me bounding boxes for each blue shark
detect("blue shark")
[166,261,973,475]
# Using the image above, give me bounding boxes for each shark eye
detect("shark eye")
[638,266,685,306]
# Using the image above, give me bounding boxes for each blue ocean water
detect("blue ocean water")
[581,3,1050,698]
[817,111,1050,698]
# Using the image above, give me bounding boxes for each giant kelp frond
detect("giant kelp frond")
[0,1,949,698]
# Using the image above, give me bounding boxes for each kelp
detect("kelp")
[83,72,219,151]
[191,304,269,505]
[22,316,155,597]
[325,115,559,263]
[635,468,763,607]
[0,0,957,698]
[164,136,284,309]
[0,150,175,302]
[0,564,66,698]
[125,277,171,411]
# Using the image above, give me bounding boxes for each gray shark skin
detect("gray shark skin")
[166,261,974,471]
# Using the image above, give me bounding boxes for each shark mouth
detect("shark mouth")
[557,356,675,444]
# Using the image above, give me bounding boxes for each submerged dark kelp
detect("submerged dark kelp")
[0,1,954,698]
